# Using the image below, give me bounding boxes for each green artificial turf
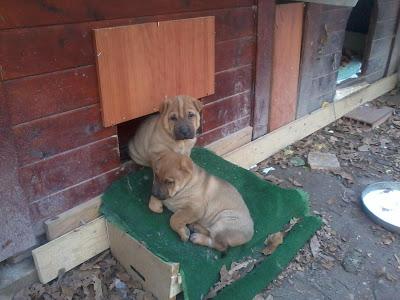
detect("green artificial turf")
[101,148,321,300]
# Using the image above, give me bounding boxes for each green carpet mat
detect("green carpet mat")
[101,148,321,300]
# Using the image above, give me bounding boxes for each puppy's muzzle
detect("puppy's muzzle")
[151,182,167,200]
[174,121,195,140]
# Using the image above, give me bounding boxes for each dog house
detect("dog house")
[1,0,400,292]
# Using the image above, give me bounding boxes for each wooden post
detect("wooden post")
[252,0,275,139]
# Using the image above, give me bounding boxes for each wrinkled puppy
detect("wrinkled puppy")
[152,151,254,252]
[128,95,203,213]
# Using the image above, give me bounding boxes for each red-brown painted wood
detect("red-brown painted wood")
[0,0,255,29]
[252,0,275,139]
[197,116,250,146]
[0,85,36,262]
[202,91,251,132]
[0,7,255,80]
[215,37,256,72]
[269,4,303,131]
[4,66,99,125]
[13,105,116,166]
[19,137,120,203]
[202,64,253,104]
[29,168,121,233]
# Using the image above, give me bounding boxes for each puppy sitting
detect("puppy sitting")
[152,151,254,252]
[128,95,203,213]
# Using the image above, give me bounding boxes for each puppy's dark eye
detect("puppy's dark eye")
[164,179,174,185]
[188,112,195,118]
[169,115,178,121]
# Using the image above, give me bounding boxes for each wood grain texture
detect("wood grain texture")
[0,7,253,80]
[4,66,99,125]
[0,86,36,262]
[252,0,275,139]
[29,168,121,234]
[32,217,109,284]
[19,137,120,203]
[202,64,253,104]
[387,14,400,75]
[197,116,251,146]
[215,37,256,72]
[0,0,254,29]
[94,17,215,126]
[201,91,251,132]
[13,105,115,166]
[45,196,102,240]
[108,221,181,300]
[205,126,253,155]
[269,4,303,131]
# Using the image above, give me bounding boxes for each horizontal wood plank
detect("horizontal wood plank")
[374,19,398,40]
[13,105,115,166]
[30,168,121,235]
[197,116,251,146]
[45,196,102,240]
[19,136,120,202]
[32,217,109,284]
[224,74,397,169]
[1,7,255,80]
[4,66,99,125]
[0,0,254,29]
[202,64,253,104]
[201,91,251,132]
[205,126,253,155]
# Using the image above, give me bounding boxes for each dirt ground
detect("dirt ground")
[13,92,400,300]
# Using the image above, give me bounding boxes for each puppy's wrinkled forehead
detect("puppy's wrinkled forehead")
[168,95,198,117]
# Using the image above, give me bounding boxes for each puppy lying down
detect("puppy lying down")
[152,151,254,251]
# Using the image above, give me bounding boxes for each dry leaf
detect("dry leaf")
[262,232,284,256]
[264,175,284,185]
[310,236,320,258]
[288,177,303,187]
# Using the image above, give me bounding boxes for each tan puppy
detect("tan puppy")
[152,151,254,252]
[128,95,203,213]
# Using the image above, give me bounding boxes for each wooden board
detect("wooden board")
[269,4,303,131]
[289,0,358,6]
[32,217,109,283]
[94,17,215,127]
[344,105,394,127]
[224,74,397,169]
[107,221,181,300]
[45,196,102,240]
[252,0,275,139]
[205,126,253,155]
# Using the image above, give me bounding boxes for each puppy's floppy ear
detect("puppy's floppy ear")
[180,155,194,174]
[192,99,204,112]
[159,99,171,115]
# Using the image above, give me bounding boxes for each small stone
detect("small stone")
[289,156,305,167]
[308,152,340,170]
[358,145,370,152]
[342,249,366,274]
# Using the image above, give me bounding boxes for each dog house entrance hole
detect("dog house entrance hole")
[337,0,374,86]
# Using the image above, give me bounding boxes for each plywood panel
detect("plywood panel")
[269,4,304,131]
[94,17,215,126]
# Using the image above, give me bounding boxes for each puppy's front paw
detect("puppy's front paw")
[149,197,163,213]
[178,227,190,242]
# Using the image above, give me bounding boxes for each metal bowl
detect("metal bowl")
[361,181,400,234]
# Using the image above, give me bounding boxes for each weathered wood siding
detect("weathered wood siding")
[296,5,351,118]
[0,0,259,259]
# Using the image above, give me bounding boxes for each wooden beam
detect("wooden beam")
[289,0,358,7]
[45,196,102,240]
[205,126,253,155]
[107,221,181,300]
[224,74,397,169]
[32,217,109,284]
[252,0,275,139]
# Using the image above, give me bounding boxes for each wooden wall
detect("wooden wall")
[0,0,257,259]
[296,5,351,118]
